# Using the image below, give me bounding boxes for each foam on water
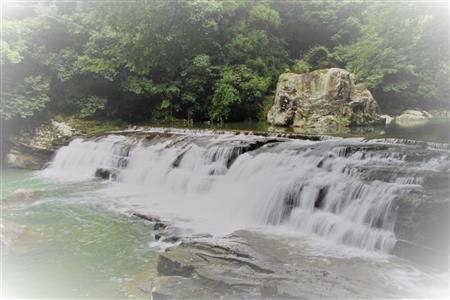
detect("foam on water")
[39,129,448,254]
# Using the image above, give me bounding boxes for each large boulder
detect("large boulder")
[267,68,381,128]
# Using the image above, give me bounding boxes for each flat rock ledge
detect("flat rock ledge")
[147,231,375,299]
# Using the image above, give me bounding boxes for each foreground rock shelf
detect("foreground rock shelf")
[146,229,441,299]
[151,233,363,299]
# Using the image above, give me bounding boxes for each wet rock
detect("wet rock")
[315,186,328,209]
[149,231,381,299]
[154,222,168,231]
[226,139,284,168]
[171,150,188,168]
[131,212,170,234]
[131,212,162,223]
[154,226,182,243]
[154,233,181,243]
[157,254,194,277]
[267,68,381,128]
[94,168,118,180]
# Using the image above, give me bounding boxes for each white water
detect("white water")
[40,130,449,253]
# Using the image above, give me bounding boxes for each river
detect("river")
[1,124,449,298]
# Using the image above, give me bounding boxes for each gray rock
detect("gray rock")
[267,68,381,128]
[94,168,118,180]
[157,253,194,277]
[6,147,53,170]
[6,119,77,170]
[395,110,432,127]
[380,114,394,125]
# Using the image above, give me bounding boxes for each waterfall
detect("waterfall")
[40,129,449,253]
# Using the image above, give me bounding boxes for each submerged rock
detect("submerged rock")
[267,68,381,128]
[4,188,45,203]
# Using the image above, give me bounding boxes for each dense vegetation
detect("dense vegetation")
[1,1,449,132]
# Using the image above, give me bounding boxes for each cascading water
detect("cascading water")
[40,129,450,253]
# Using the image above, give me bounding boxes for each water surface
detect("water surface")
[2,170,157,298]
[1,125,449,298]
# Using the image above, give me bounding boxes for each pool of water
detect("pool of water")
[1,169,158,298]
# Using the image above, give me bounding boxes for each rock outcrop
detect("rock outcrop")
[394,110,432,127]
[6,120,76,170]
[267,68,381,128]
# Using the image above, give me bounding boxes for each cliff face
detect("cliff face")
[267,68,381,128]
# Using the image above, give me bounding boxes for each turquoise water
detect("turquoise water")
[1,169,157,298]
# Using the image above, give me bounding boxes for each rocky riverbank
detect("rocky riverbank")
[266,68,449,132]
[4,117,126,169]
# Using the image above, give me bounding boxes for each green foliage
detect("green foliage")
[259,94,275,121]
[78,96,107,119]
[291,59,310,74]
[44,48,78,82]
[249,4,281,29]
[333,3,449,108]
[1,0,449,128]
[210,65,270,122]
[1,40,26,64]
[121,77,164,96]
[1,75,50,120]
[304,45,333,70]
